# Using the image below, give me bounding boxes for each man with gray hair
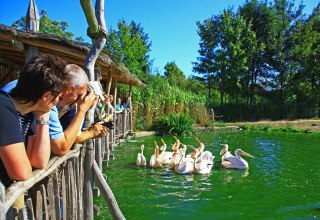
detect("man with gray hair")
[50,64,108,156]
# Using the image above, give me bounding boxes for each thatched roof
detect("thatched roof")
[0,24,146,88]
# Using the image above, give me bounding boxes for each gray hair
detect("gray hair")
[64,64,88,89]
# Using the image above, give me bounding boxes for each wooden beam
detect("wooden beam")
[93,161,125,220]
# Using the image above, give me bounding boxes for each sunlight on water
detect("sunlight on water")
[95,131,320,219]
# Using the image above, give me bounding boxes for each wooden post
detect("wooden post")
[113,79,117,146]
[106,71,112,95]
[0,182,5,220]
[25,0,39,62]
[93,161,125,220]
[129,85,133,132]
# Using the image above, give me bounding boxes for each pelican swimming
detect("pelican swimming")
[189,145,214,174]
[150,141,162,168]
[220,144,234,162]
[174,145,195,175]
[221,149,254,169]
[158,139,173,164]
[170,136,182,169]
[187,138,205,159]
[136,144,147,166]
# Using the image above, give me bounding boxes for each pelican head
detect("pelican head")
[141,144,145,152]
[235,149,255,158]
[220,144,229,155]
[154,141,160,157]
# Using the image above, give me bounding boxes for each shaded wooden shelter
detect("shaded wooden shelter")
[0,12,142,218]
[0,24,146,89]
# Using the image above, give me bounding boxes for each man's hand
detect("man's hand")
[88,122,109,138]
[77,90,97,114]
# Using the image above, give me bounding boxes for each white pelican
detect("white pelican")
[187,138,205,159]
[170,136,181,169]
[188,145,214,174]
[150,141,162,168]
[173,144,195,174]
[221,149,254,169]
[158,139,173,164]
[220,144,234,162]
[136,144,147,166]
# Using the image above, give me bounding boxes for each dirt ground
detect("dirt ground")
[232,119,320,131]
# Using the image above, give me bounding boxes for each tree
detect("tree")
[290,3,320,117]
[105,19,152,81]
[12,9,82,40]
[163,61,185,78]
[194,9,257,114]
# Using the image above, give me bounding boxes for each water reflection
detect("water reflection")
[97,131,320,220]
[221,169,249,184]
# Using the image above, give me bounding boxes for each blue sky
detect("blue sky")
[0,0,318,77]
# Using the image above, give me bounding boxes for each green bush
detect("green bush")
[153,112,194,136]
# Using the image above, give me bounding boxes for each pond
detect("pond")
[95,131,320,219]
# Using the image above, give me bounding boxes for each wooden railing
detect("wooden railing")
[0,109,133,220]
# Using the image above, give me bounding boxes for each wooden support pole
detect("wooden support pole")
[93,161,125,220]
[25,0,40,62]
[106,71,112,95]
[0,182,5,220]
[129,85,133,132]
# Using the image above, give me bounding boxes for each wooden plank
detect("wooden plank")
[52,172,60,220]
[0,182,5,220]
[68,160,77,219]
[83,140,94,220]
[26,198,35,220]
[36,189,43,220]
[40,185,49,220]
[61,169,67,220]
[95,138,102,169]
[77,147,86,220]
[18,207,28,220]
[123,110,127,138]
[101,136,105,157]
[46,176,55,220]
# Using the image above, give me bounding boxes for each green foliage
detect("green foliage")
[193,0,319,121]
[105,19,152,80]
[153,113,194,136]
[164,61,185,78]
[12,10,80,40]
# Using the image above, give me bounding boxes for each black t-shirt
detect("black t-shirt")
[0,90,35,188]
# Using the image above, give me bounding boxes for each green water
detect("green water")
[95,131,320,219]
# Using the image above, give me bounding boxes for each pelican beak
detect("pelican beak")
[161,138,166,145]
[173,136,178,140]
[242,151,255,158]
[220,147,226,155]
[195,138,201,144]
[188,145,197,151]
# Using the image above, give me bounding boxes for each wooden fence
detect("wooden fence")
[0,109,133,220]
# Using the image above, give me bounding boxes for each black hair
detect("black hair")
[10,54,67,104]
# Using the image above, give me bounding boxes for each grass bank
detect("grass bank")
[207,119,320,134]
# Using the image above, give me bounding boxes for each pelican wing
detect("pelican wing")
[222,156,247,169]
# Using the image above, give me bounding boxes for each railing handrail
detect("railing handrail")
[4,144,83,212]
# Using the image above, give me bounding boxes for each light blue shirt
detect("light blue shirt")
[1,80,64,140]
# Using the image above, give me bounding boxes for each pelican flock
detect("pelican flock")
[136,138,254,174]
